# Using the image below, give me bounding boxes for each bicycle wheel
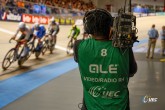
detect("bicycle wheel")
[66,40,73,55]
[2,48,16,70]
[35,43,42,59]
[18,57,26,67]
[50,40,55,54]
[35,51,41,59]
[42,41,48,55]
[18,47,28,67]
[35,47,41,59]
[27,42,34,59]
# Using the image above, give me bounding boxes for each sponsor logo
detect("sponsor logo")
[89,86,120,98]
[40,17,47,24]
[142,95,158,103]
[84,77,125,83]
[32,16,40,23]
[1,12,7,20]
[22,14,48,24]
[1,12,21,21]
[89,64,118,74]
[22,14,32,22]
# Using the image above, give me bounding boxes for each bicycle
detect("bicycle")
[42,34,55,54]
[2,39,29,70]
[66,31,76,55]
[28,37,43,59]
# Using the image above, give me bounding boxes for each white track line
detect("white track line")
[0,27,67,52]
[0,28,15,35]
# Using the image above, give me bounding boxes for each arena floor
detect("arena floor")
[0,16,165,110]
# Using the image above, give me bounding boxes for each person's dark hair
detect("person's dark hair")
[152,24,155,28]
[83,8,113,39]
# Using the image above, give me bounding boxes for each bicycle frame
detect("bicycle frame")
[42,34,55,54]
[2,39,26,70]
[12,41,25,62]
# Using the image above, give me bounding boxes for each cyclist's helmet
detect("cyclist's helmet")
[18,22,26,30]
[50,17,56,25]
[33,22,40,30]
[72,24,77,29]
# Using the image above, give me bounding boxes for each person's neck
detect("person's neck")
[92,35,109,41]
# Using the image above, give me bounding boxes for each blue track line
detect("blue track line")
[0,58,78,109]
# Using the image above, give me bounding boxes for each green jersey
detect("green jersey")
[68,27,80,39]
[77,38,130,110]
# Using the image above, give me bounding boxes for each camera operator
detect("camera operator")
[73,9,137,110]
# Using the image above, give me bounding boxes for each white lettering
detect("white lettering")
[118,77,125,82]
[40,17,47,24]
[6,13,21,21]
[89,64,118,74]
[84,77,126,83]
[23,15,31,22]
[2,12,7,20]
[32,16,40,23]
[143,95,158,103]
[109,64,118,74]
[89,64,99,73]
[100,65,108,74]
[149,98,158,102]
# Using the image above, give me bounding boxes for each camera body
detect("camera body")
[112,8,138,48]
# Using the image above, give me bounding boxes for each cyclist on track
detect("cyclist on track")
[32,22,46,51]
[68,24,80,41]
[11,22,34,57]
[45,17,60,46]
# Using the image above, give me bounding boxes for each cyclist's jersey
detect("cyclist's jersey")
[34,25,46,39]
[76,38,130,110]
[47,22,59,34]
[68,27,80,39]
[14,26,33,41]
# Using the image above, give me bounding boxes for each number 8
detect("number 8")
[101,49,107,56]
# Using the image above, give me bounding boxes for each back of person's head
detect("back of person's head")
[83,8,113,39]
[50,17,56,24]
[152,24,155,28]
[162,26,165,29]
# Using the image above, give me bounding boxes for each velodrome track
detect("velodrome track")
[0,21,84,77]
[0,16,165,110]
[0,16,165,75]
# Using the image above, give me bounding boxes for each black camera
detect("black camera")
[112,8,139,48]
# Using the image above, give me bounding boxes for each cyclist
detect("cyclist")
[33,22,46,51]
[46,17,60,46]
[68,24,80,41]
[11,22,34,57]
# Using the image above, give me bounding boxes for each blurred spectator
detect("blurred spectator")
[160,26,165,56]
[24,0,95,11]
[146,24,159,59]
[17,1,25,8]
[0,0,95,16]
[45,0,51,6]
[0,0,7,7]
[6,0,16,7]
